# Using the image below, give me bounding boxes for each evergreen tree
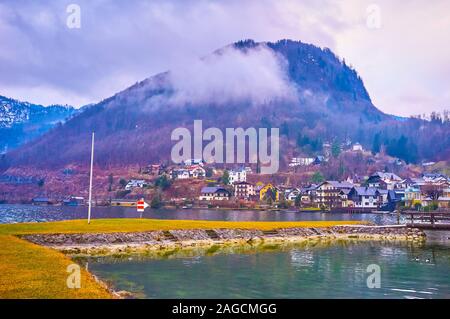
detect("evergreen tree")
[119,178,127,188]
[256,159,261,174]
[222,170,230,185]
[371,133,381,155]
[205,167,213,178]
[311,171,325,184]
[331,141,341,158]
[108,174,114,192]
[295,195,302,208]
[155,175,171,190]
[150,194,162,209]
[280,121,289,139]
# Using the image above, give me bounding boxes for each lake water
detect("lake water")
[79,240,450,299]
[2,204,449,299]
[0,204,404,225]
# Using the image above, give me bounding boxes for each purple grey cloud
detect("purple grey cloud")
[0,0,448,116]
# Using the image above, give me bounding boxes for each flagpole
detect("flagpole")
[87,132,95,224]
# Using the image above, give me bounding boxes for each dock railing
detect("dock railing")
[403,210,450,229]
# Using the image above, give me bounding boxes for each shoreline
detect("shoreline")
[22,225,426,257]
[0,203,391,214]
[0,219,426,299]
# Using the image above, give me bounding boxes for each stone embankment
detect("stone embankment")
[22,225,426,255]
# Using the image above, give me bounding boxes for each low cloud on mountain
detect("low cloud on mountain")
[167,45,298,107]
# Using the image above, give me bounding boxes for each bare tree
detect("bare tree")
[422,184,444,201]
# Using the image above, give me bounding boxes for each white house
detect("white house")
[352,143,363,152]
[229,169,247,184]
[234,182,256,200]
[348,187,379,208]
[285,188,301,201]
[199,187,231,201]
[289,157,315,167]
[188,165,206,178]
[125,179,148,190]
[172,165,206,180]
[183,159,204,166]
[172,169,190,180]
[367,172,403,190]
[377,189,389,205]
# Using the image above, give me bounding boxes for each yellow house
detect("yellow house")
[259,183,279,201]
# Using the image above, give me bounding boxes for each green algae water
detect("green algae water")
[79,237,450,299]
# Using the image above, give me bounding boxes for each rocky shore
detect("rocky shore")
[21,225,426,256]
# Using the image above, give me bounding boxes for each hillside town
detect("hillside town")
[20,152,450,212]
[1,136,449,213]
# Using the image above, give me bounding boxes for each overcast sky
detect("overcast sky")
[0,0,449,116]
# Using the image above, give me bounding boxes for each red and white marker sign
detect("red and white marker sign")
[137,199,149,212]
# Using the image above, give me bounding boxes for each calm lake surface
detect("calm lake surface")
[80,240,450,299]
[2,204,449,299]
[0,204,404,225]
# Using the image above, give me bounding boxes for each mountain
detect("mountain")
[1,40,449,170]
[0,95,77,153]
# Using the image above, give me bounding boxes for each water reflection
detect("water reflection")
[78,241,450,299]
[0,204,405,225]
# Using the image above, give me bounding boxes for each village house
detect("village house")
[367,172,403,190]
[299,184,318,206]
[347,187,379,209]
[444,187,450,198]
[314,181,354,208]
[183,159,204,166]
[422,162,436,167]
[172,165,206,180]
[258,183,279,201]
[229,168,247,184]
[63,196,85,206]
[313,156,327,165]
[199,187,231,201]
[187,165,206,178]
[377,189,389,206]
[289,157,315,167]
[284,188,301,201]
[125,179,148,190]
[339,188,352,207]
[404,186,421,205]
[233,181,255,200]
[143,164,165,175]
[172,169,190,180]
[394,178,413,190]
[32,197,52,205]
[421,173,450,187]
[345,175,363,187]
[352,143,363,152]
[404,182,450,209]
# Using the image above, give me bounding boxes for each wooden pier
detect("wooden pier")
[404,211,450,230]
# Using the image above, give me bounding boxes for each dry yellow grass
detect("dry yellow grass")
[0,218,364,298]
[0,235,111,299]
[0,218,364,236]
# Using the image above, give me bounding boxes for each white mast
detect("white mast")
[87,132,95,224]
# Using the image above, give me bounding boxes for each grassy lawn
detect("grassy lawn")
[0,218,364,298]
[0,218,364,236]
[0,234,111,299]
